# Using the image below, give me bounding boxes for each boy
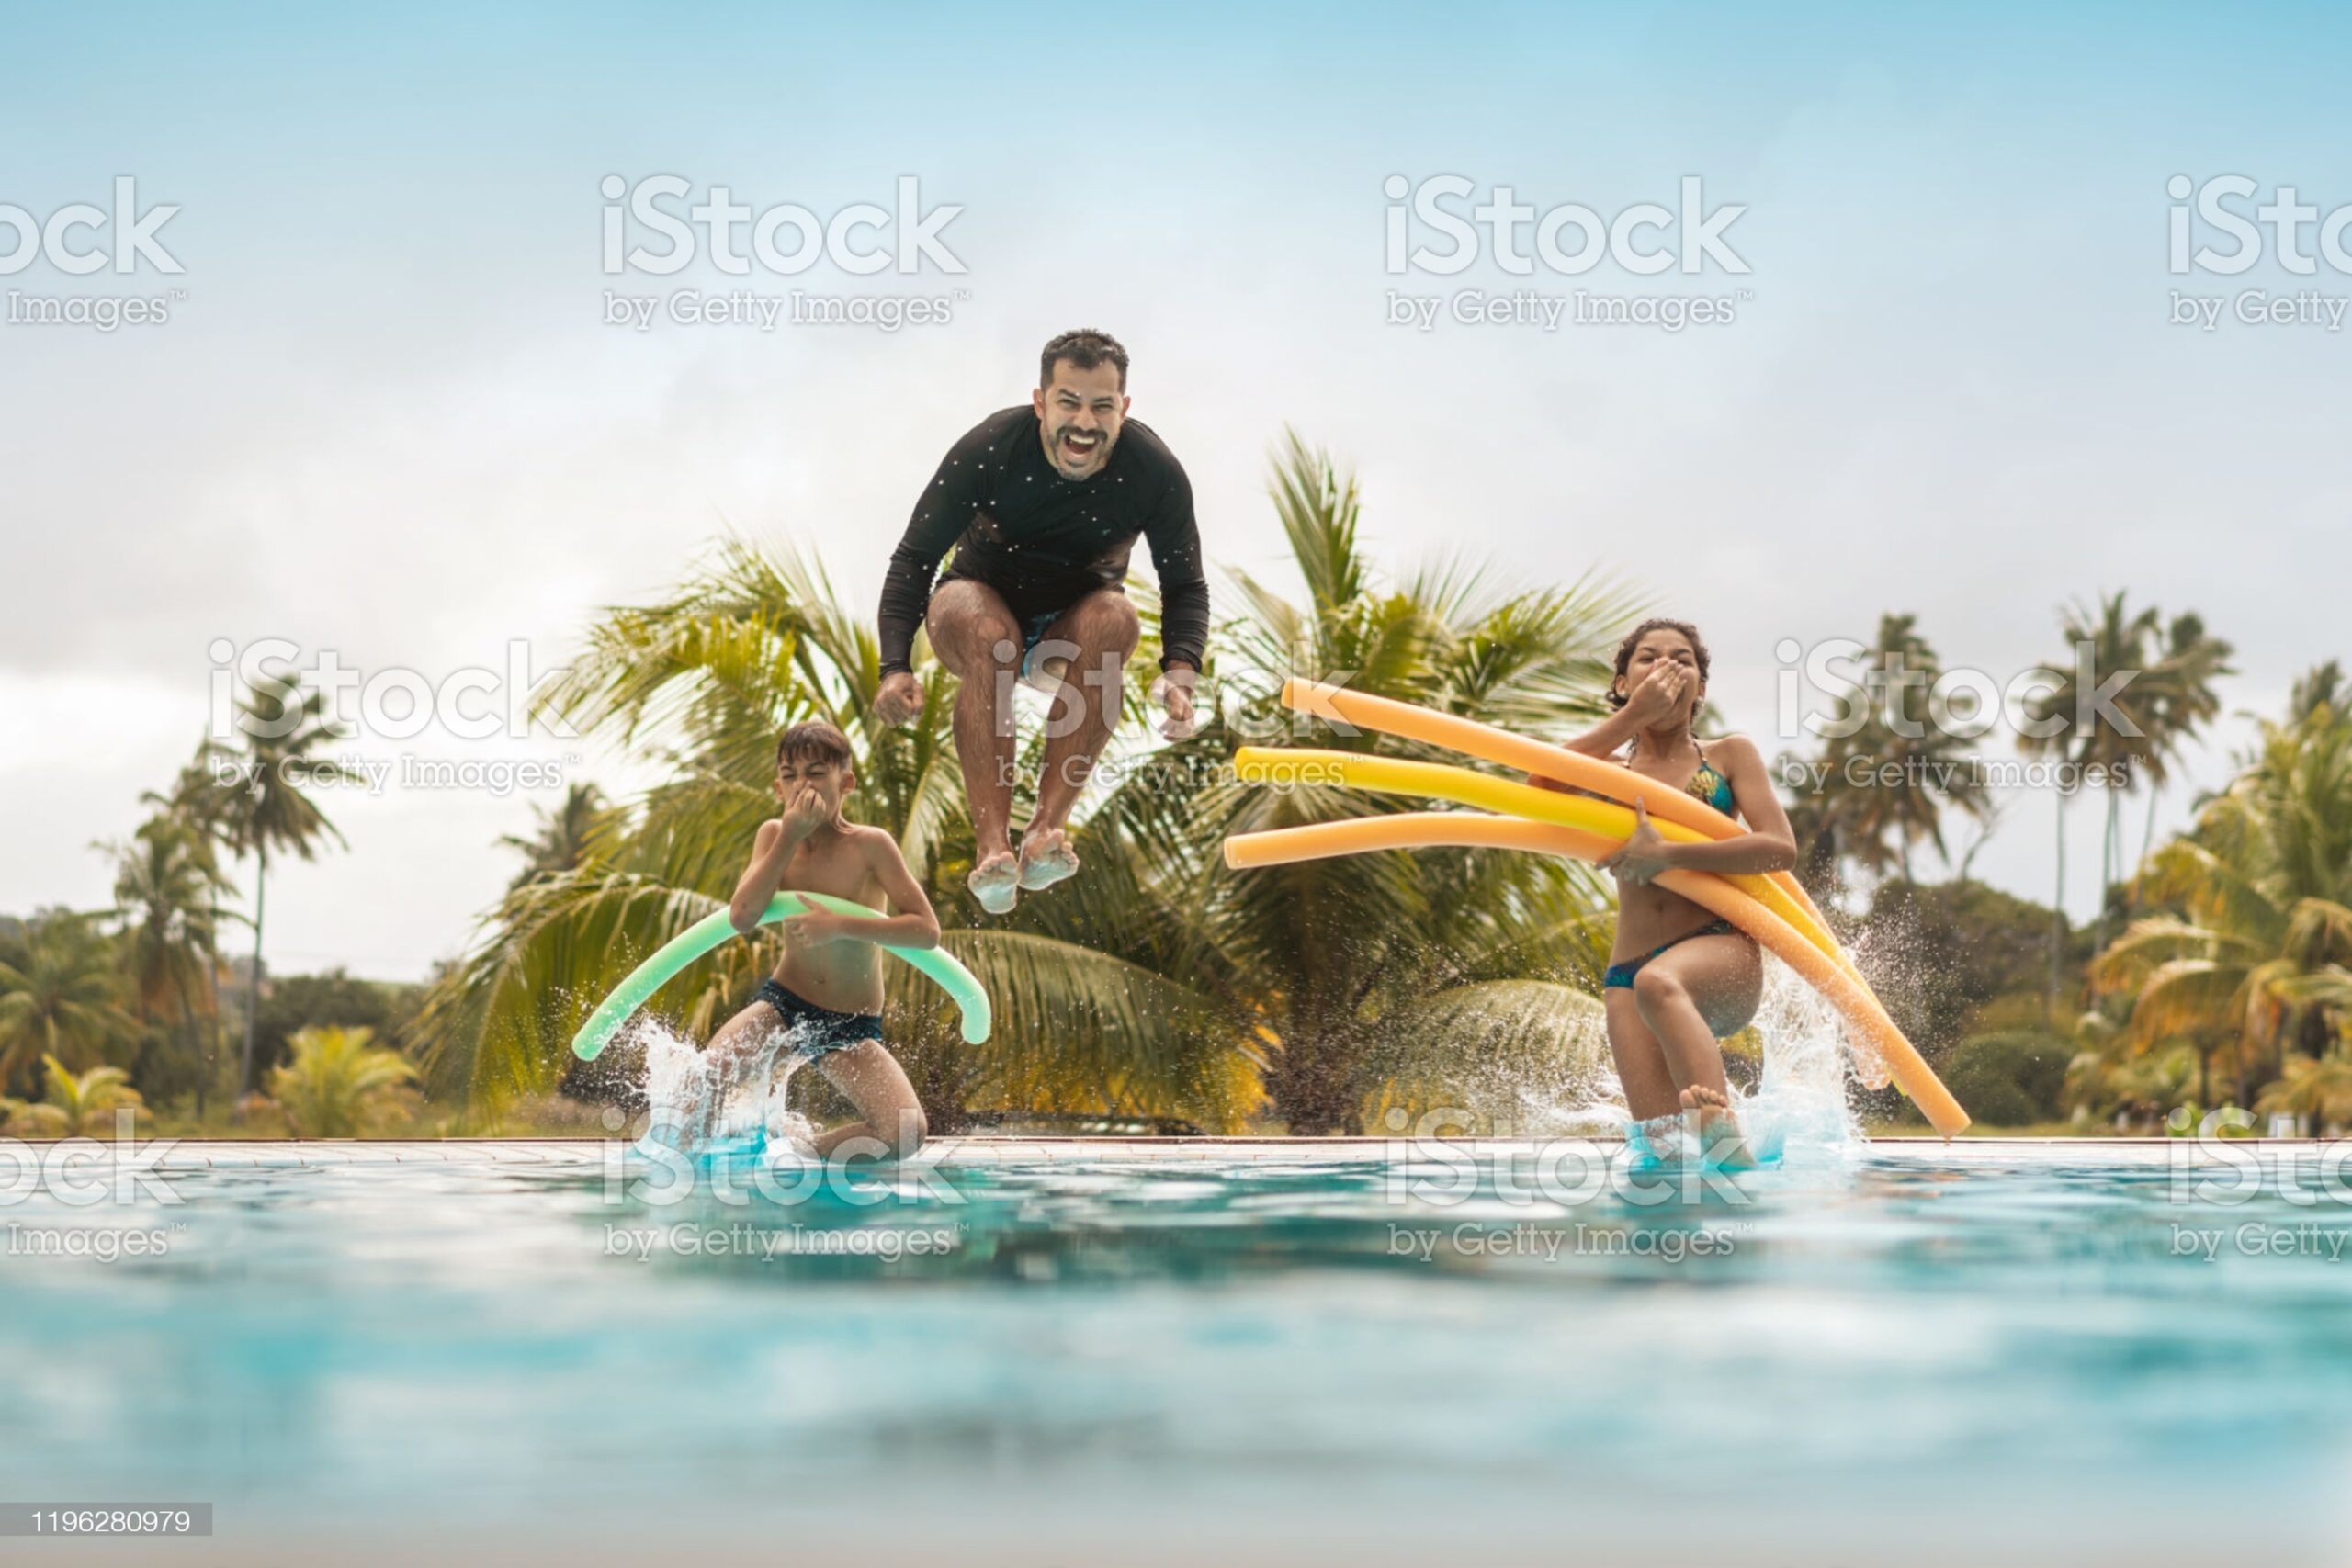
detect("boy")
[692,719,941,1159]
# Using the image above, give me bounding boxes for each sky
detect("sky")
[4,2,2348,981]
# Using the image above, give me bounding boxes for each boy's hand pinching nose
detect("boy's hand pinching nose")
[782,786,830,834]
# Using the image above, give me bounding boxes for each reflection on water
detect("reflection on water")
[2,1137,2351,1559]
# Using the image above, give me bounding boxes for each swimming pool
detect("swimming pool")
[3,1135,2348,1564]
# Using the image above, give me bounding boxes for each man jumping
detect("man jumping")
[871,329,1208,914]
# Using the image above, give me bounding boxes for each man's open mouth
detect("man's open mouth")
[1061,431,1102,460]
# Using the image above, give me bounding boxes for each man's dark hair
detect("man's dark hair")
[775,719,854,769]
[1040,328,1128,390]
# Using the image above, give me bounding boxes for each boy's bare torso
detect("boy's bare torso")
[769,823,891,1014]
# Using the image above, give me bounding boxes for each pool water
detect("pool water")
[2,1134,2348,1563]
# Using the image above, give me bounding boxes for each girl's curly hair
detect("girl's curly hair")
[1607,617,1711,710]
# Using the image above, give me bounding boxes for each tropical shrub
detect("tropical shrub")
[268,1025,418,1138]
[1941,1031,2071,1127]
[0,912,141,1097]
[6,1055,146,1137]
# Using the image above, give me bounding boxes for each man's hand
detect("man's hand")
[1151,664,1199,740]
[875,671,924,727]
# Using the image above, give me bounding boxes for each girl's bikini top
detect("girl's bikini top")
[1627,737,1736,816]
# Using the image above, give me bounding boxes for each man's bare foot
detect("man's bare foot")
[1017,827,1080,892]
[968,851,1020,915]
[1679,1085,1756,1169]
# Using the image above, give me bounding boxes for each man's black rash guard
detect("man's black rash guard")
[876,406,1211,676]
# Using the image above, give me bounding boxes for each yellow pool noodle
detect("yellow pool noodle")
[1278,680,1846,955]
[1234,746,1848,973]
[1223,810,1966,1136]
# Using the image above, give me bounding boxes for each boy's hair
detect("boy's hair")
[1607,617,1712,709]
[775,719,854,769]
[1040,327,1128,390]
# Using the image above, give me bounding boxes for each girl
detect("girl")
[1535,619,1798,1163]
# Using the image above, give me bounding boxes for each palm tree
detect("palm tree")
[100,814,235,1111]
[5,1054,146,1137]
[499,782,618,890]
[142,746,249,1103]
[1196,430,1641,1131]
[208,679,356,1095]
[2023,593,2164,1003]
[0,913,141,1098]
[1780,615,1988,897]
[2256,1053,2352,1134]
[2130,612,2233,869]
[420,432,1642,1134]
[1780,779,1849,897]
[2092,680,2352,1105]
[2064,1036,2199,1131]
[1849,615,1986,883]
[2288,660,2349,727]
[268,1025,418,1137]
[415,537,1252,1126]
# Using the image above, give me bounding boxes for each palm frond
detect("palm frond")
[915,930,1256,1131]
[1362,979,1612,1131]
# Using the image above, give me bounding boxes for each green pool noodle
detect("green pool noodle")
[570,890,991,1059]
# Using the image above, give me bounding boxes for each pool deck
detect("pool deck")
[38,1134,2328,1169]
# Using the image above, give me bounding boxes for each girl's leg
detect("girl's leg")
[1629,935,1765,1163]
[1602,991,1685,1124]
[1626,934,1763,1097]
[808,1042,929,1159]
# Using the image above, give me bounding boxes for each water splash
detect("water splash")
[633,1019,818,1164]
[1516,961,1868,1168]
[1510,1006,1628,1139]
[1739,963,1867,1167]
